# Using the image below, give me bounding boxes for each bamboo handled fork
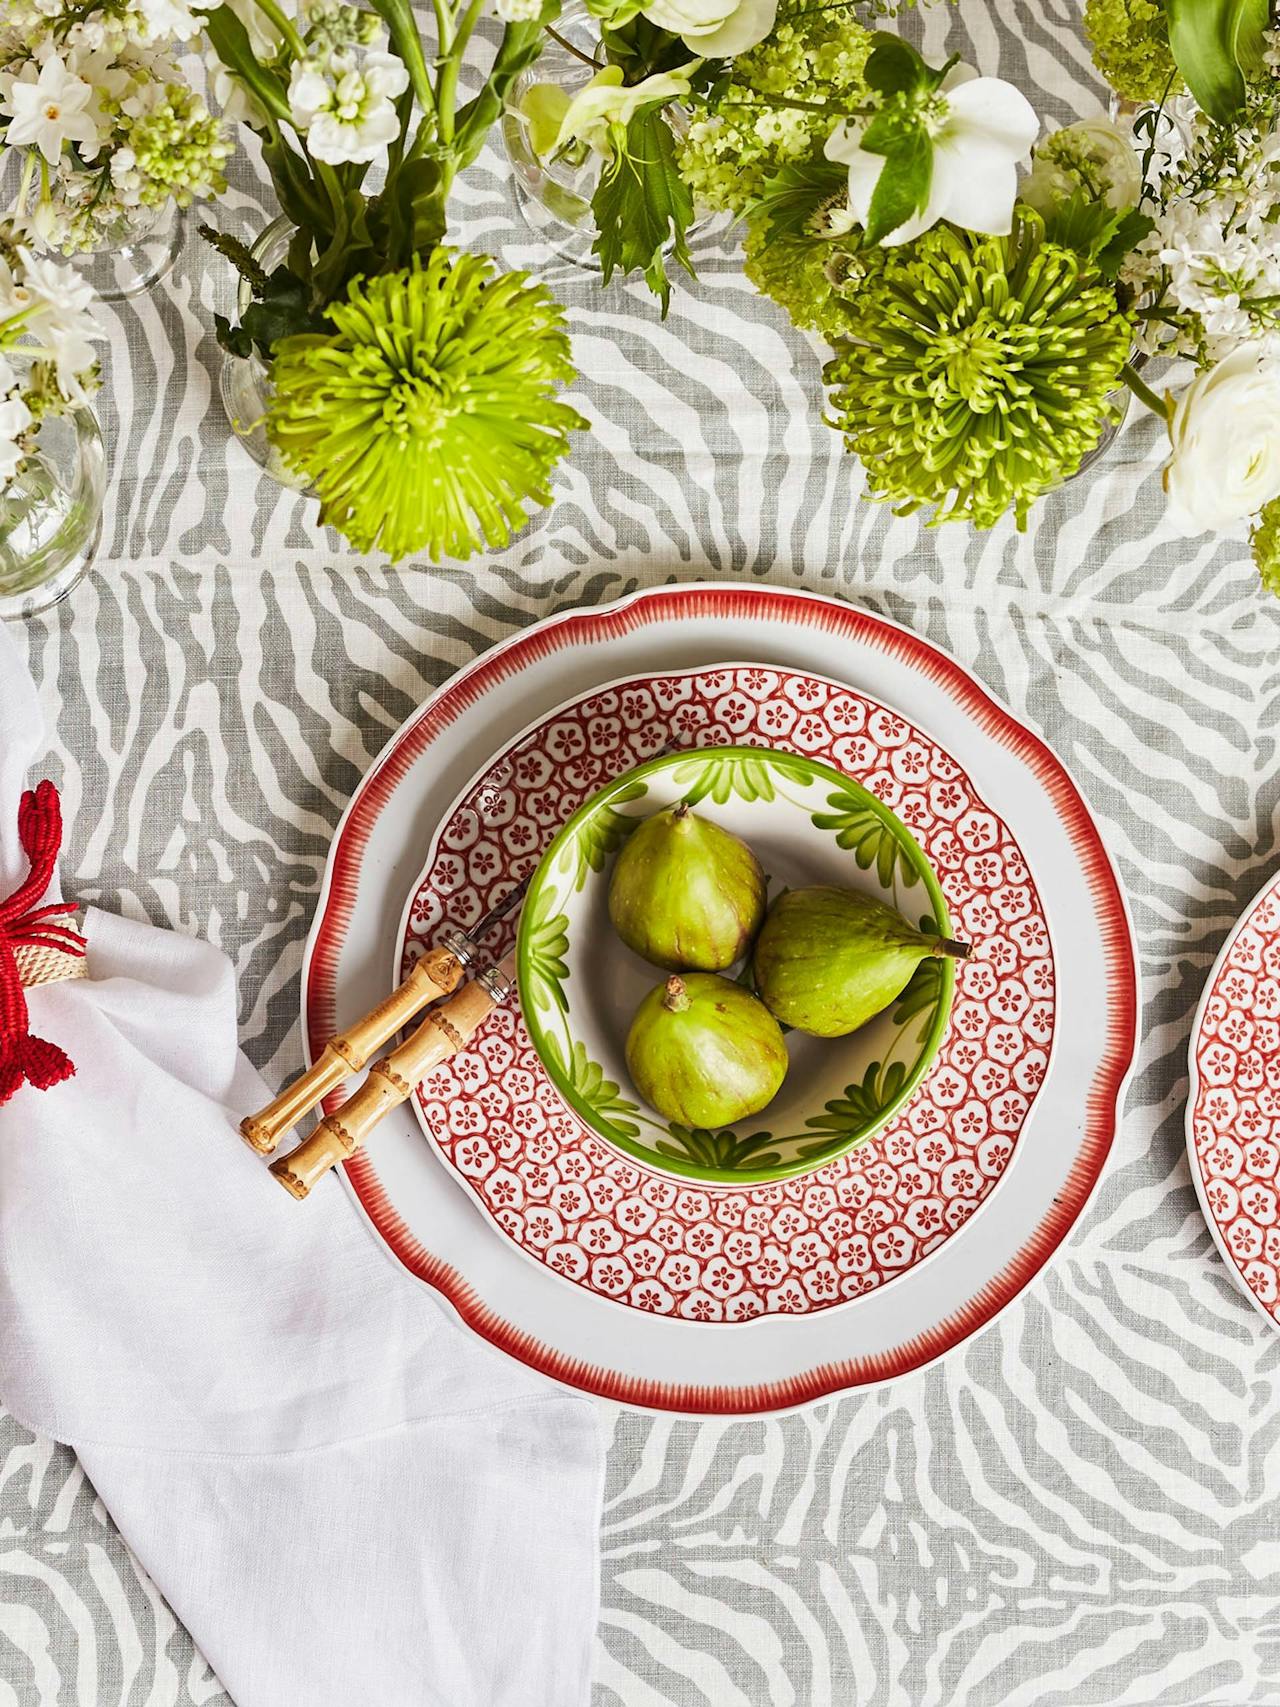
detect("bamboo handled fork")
[240,876,527,1155]
[268,954,516,1198]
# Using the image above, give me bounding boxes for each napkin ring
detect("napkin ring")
[0,780,86,1108]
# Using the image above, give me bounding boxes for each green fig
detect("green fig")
[608,801,766,972]
[752,885,971,1038]
[625,973,788,1128]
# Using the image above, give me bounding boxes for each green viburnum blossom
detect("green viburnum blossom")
[677,1,873,214]
[1252,497,1280,597]
[823,214,1134,530]
[742,216,861,337]
[115,83,232,209]
[1083,0,1180,101]
[265,253,587,562]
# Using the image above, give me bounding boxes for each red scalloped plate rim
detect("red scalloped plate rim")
[302,583,1139,1415]
[1184,865,1280,1328]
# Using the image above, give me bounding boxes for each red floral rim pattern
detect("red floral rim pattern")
[1189,873,1280,1323]
[304,587,1138,1412]
[398,665,1055,1323]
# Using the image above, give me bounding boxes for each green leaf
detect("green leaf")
[592,104,695,314]
[750,160,850,243]
[365,0,433,110]
[1037,190,1153,280]
[454,19,550,176]
[891,954,945,1030]
[222,265,326,360]
[199,4,291,124]
[1165,0,1267,124]
[261,136,333,242]
[863,33,930,97]
[862,123,931,246]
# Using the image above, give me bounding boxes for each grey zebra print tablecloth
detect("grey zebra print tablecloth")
[5,3,1280,1702]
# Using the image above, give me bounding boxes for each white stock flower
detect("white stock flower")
[1,51,101,166]
[1022,115,1142,213]
[287,50,407,164]
[1164,344,1280,533]
[824,63,1038,246]
[642,0,775,58]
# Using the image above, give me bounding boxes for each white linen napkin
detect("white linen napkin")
[0,625,605,1707]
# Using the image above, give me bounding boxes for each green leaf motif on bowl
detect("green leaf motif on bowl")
[657,1123,783,1171]
[522,897,571,1015]
[569,778,646,891]
[810,786,921,890]
[671,750,811,806]
[542,1033,641,1140]
[891,954,945,1033]
[803,1055,911,1141]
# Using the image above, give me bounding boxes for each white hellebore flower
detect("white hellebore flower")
[642,0,776,59]
[288,50,408,166]
[530,63,695,158]
[1164,344,1280,533]
[824,63,1038,247]
[1,52,101,167]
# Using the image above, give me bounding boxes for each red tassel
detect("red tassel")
[0,781,81,1108]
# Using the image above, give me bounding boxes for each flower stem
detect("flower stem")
[437,0,486,142]
[1122,361,1169,419]
[250,0,306,60]
[545,23,603,67]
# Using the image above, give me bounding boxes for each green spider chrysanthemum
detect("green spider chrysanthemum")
[1083,0,1180,102]
[1252,498,1280,598]
[265,252,587,562]
[823,215,1134,530]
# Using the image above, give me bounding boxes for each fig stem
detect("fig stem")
[935,937,972,961]
[663,975,691,1012]
[671,801,691,821]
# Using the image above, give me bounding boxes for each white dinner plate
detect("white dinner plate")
[300,583,1138,1415]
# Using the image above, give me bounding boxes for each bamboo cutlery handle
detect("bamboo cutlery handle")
[240,944,465,1154]
[268,954,516,1199]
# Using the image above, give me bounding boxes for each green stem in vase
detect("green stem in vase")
[1122,361,1170,420]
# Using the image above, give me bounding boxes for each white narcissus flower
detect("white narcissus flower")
[1164,344,1280,533]
[287,50,408,165]
[4,248,104,404]
[0,355,32,483]
[825,63,1038,247]
[1,52,101,166]
[642,0,775,58]
[530,63,695,158]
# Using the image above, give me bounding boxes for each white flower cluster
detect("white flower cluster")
[0,2,231,256]
[1124,66,1280,364]
[283,3,408,165]
[0,229,104,485]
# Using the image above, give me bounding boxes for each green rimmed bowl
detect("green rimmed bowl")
[515,746,957,1187]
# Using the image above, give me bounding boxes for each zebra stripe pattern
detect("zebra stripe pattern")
[5,0,1280,1700]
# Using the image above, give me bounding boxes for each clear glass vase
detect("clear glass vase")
[503,0,699,268]
[0,386,105,622]
[217,215,312,490]
[70,203,185,302]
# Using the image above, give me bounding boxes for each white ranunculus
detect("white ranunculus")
[824,63,1038,247]
[1021,115,1142,214]
[642,0,776,57]
[1164,345,1280,533]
